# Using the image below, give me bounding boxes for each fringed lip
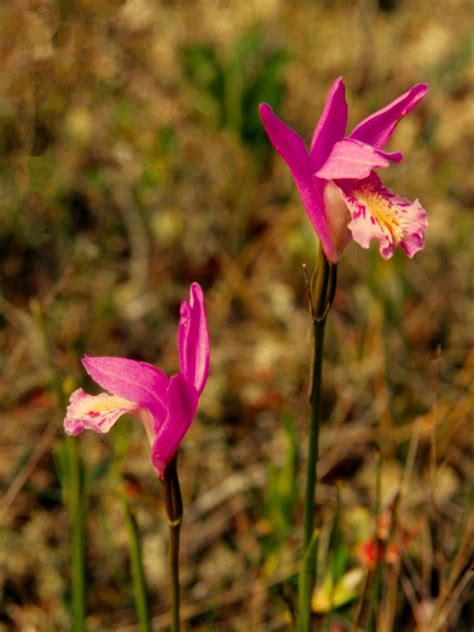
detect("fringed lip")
[336,173,428,259]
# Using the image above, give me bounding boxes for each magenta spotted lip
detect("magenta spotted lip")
[259,78,428,261]
[64,283,210,478]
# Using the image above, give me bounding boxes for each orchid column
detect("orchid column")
[260,78,427,631]
[64,283,210,632]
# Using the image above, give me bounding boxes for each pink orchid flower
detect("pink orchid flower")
[64,283,210,478]
[259,78,428,262]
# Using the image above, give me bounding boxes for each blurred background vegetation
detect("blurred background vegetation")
[0,0,472,630]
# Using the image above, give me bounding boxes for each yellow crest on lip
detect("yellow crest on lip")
[353,186,403,244]
[75,393,136,418]
[65,388,140,435]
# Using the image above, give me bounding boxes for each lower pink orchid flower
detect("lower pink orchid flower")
[259,78,428,262]
[64,283,210,478]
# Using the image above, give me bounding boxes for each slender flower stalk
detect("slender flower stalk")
[298,529,320,632]
[260,78,428,630]
[298,248,337,632]
[163,457,183,632]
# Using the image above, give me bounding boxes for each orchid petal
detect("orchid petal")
[64,388,138,436]
[309,77,348,170]
[259,103,338,262]
[337,173,428,259]
[380,150,403,163]
[178,282,210,395]
[316,139,391,180]
[322,181,352,259]
[151,374,199,477]
[350,83,428,149]
[82,355,169,422]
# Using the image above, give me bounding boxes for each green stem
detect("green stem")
[123,492,152,632]
[67,436,87,632]
[163,457,183,632]
[30,299,87,631]
[303,316,326,551]
[298,248,337,632]
[297,529,320,632]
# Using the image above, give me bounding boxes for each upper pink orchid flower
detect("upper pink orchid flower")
[64,283,210,478]
[259,78,428,262]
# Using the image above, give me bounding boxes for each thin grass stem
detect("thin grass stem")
[31,299,87,631]
[367,452,383,632]
[66,436,87,632]
[122,492,152,632]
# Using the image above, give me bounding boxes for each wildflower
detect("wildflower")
[259,78,428,262]
[358,537,400,570]
[64,283,210,478]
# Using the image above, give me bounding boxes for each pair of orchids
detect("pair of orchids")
[65,76,428,481]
